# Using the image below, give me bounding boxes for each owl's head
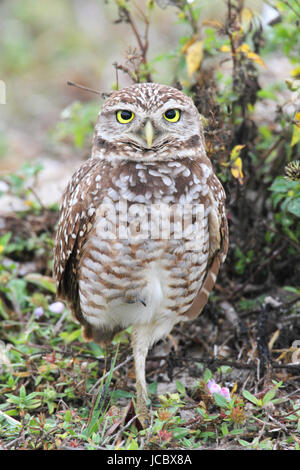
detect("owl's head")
[92,83,205,162]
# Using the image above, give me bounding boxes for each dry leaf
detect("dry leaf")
[222,43,265,67]
[38,363,58,373]
[13,371,31,378]
[268,329,280,351]
[237,43,265,67]
[241,7,254,30]
[181,35,198,55]
[291,66,300,78]
[237,43,251,53]
[291,112,300,147]
[231,157,244,183]
[202,19,223,28]
[220,44,231,53]
[186,40,203,77]
[246,51,265,67]
[231,381,238,396]
[294,111,300,128]
[230,145,245,184]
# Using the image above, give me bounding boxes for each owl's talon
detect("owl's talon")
[136,411,151,429]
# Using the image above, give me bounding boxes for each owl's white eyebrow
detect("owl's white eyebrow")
[160,104,185,112]
[101,106,136,116]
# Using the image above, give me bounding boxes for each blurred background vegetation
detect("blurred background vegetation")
[0,0,192,170]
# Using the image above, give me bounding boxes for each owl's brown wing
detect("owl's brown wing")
[186,169,228,320]
[54,158,103,335]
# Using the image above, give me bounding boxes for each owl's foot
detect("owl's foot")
[135,402,151,429]
[135,382,151,429]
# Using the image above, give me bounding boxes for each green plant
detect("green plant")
[270,176,300,243]
[55,101,99,148]
[5,385,41,411]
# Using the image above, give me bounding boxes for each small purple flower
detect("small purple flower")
[34,307,44,319]
[207,379,221,395]
[220,387,231,400]
[49,301,64,314]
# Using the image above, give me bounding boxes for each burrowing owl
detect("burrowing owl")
[54,82,228,425]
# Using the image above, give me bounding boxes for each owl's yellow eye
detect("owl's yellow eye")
[163,109,181,122]
[116,110,134,124]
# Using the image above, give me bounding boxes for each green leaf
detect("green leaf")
[269,177,289,193]
[59,328,82,344]
[7,279,28,309]
[229,428,246,436]
[238,439,251,447]
[20,385,26,399]
[88,342,105,357]
[221,422,229,436]
[0,232,12,250]
[0,410,21,428]
[203,368,213,383]
[111,389,134,399]
[272,192,286,208]
[147,381,157,396]
[126,439,139,450]
[262,388,276,406]
[283,286,300,294]
[0,299,9,320]
[213,392,229,408]
[242,390,260,405]
[25,273,56,294]
[217,365,232,375]
[287,197,300,217]
[270,176,299,193]
[176,380,186,395]
[257,88,277,100]
[64,410,71,423]
[172,427,190,439]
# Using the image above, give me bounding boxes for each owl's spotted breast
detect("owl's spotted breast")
[78,159,211,330]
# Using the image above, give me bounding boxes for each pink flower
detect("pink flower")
[207,379,221,395]
[49,301,64,314]
[34,307,44,319]
[220,387,231,400]
[207,379,231,401]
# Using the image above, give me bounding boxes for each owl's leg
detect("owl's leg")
[131,325,151,428]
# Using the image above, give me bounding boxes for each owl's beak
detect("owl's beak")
[143,120,154,148]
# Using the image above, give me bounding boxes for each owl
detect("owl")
[54,82,228,426]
